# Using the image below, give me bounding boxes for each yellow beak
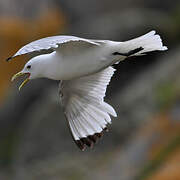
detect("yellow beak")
[11,72,30,91]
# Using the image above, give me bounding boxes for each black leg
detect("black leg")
[112,47,144,57]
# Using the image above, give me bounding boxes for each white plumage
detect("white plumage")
[60,66,116,150]
[9,30,167,150]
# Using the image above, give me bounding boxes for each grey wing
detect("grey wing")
[59,66,117,151]
[6,35,100,61]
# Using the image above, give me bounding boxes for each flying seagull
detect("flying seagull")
[8,30,167,150]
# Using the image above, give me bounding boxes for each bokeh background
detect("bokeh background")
[0,0,180,180]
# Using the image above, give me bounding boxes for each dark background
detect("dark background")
[0,0,179,180]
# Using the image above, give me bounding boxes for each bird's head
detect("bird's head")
[11,55,45,90]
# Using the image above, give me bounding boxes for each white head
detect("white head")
[11,52,54,90]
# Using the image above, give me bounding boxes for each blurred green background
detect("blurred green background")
[0,0,180,180]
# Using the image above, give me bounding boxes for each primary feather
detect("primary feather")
[59,66,116,150]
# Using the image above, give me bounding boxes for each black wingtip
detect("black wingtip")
[6,56,12,62]
[75,140,86,151]
[76,127,109,151]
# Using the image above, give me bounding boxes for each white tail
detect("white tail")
[119,31,167,56]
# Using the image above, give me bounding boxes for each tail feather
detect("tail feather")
[121,30,167,56]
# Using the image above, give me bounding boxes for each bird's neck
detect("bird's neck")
[38,52,63,80]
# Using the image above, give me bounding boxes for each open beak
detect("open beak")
[11,72,30,91]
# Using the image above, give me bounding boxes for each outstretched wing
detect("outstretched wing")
[6,36,100,61]
[59,66,117,151]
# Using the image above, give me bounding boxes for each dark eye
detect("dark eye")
[27,65,31,69]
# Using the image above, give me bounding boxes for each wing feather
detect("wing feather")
[59,66,116,150]
[6,35,100,61]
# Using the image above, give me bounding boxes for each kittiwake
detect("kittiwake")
[8,30,167,150]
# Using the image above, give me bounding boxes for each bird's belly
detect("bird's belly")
[59,59,105,80]
[53,54,112,80]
